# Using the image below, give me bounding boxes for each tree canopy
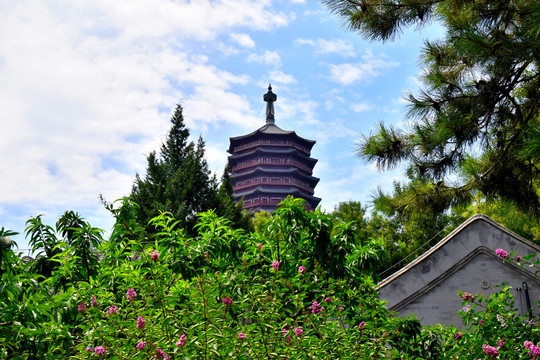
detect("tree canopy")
[324,0,540,217]
[130,104,251,236]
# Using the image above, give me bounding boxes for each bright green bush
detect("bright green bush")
[1,198,539,359]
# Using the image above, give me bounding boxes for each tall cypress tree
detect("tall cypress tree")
[130,104,218,234]
[130,103,253,235]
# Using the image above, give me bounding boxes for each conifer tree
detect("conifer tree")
[130,103,252,235]
[131,104,219,234]
[324,0,540,217]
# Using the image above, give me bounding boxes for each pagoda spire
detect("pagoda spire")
[263,84,277,124]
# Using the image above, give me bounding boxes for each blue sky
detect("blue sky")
[0,0,442,251]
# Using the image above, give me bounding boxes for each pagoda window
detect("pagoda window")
[262,177,268,182]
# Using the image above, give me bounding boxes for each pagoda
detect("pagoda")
[227,85,321,212]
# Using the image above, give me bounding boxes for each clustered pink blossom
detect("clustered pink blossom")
[478,319,485,326]
[90,295,98,307]
[516,256,522,262]
[294,327,303,337]
[106,305,119,316]
[298,265,306,274]
[137,342,146,350]
[358,321,366,330]
[282,329,292,343]
[495,248,509,259]
[311,301,325,314]
[324,297,332,303]
[257,242,263,251]
[238,332,246,339]
[455,332,462,340]
[338,307,344,311]
[222,296,233,306]
[272,260,280,271]
[497,339,506,347]
[461,292,475,301]
[155,348,170,359]
[126,288,137,302]
[137,316,145,329]
[94,346,108,356]
[86,346,93,352]
[176,334,187,347]
[525,341,540,358]
[78,302,88,313]
[150,250,159,262]
[482,344,499,357]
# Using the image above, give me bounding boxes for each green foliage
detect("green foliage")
[130,104,251,237]
[331,200,460,277]
[324,0,540,217]
[1,201,540,358]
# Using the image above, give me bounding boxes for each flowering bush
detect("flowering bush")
[1,199,539,359]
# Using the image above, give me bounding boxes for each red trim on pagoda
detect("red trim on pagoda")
[227,85,320,212]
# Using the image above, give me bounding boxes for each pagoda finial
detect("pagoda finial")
[263,84,277,124]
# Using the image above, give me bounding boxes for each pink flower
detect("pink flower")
[294,327,303,337]
[529,345,540,357]
[257,242,263,250]
[482,344,499,356]
[455,332,462,340]
[137,316,145,329]
[461,292,475,301]
[238,332,246,339]
[126,288,137,302]
[479,319,485,326]
[106,305,119,316]
[285,335,292,343]
[272,260,280,271]
[338,307,344,311]
[358,321,366,330]
[176,334,187,347]
[525,342,540,357]
[222,296,233,306]
[311,301,324,314]
[94,346,107,356]
[497,340,506,347]
[495,248,509,259]
[137,342,146,350]
[78,302,88,313]
[324,297,332,303]
[298,265,306,274]
[516,256,522,262]
[150,250,159,262]
[86,346,93,352]
[155,348,167,359]
[90,295,98,307]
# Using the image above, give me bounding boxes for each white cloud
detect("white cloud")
[351,102,374,113]
[295,38,356,57]
[231,33,255,48]
[269,70,297,84]
[328,49,399,85]
[0,0,292,235]
[247,50,282,67]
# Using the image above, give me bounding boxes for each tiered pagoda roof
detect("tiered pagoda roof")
[227,85,321,212]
